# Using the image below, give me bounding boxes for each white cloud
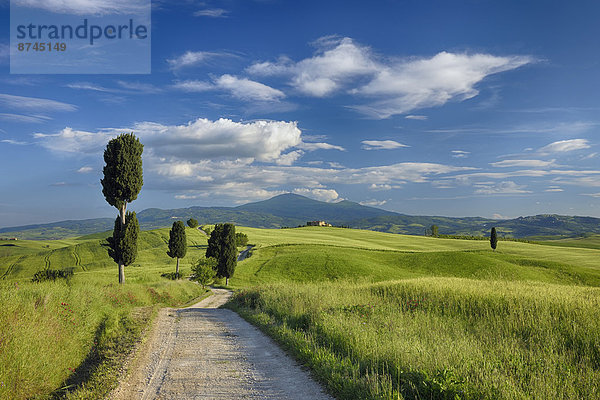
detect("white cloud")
[116,81,162,94]
[545,187,564,192]
[248,36,377,97]
[405,115,428,120]
[293,188,341,203]
[172,75,285,102]
[276,150,304,166]
[167,51,233,70]
[0,93,76,112]
[0,113,51,123]
[248,36,532,118]
[474,181,532,195]
[214,75,285,102]
[492,213,511,220]
[66,82,115,92]
[11,0,148,15]
[194,8,228,17]
[297,142,345,151]
[352,52,533,118]
[361,140,408,150]
[1,139,28,145]
[77,166,93,173]
[172,80,214,92]
[538,139,590,154]
[360,199,387,206]
[451,150,470,158]
[582,193,600,198]
[491,159,556,168]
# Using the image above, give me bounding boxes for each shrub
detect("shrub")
[191,257,217,288]
[32,268,74,283]
[236,232,249,247]
[160,272,182,280]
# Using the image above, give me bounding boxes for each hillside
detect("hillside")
[2,193,600,239]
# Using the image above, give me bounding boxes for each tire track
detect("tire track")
[73,247,84,271]
[1,255,26,279]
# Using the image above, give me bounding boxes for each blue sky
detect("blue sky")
[1,0,600,227]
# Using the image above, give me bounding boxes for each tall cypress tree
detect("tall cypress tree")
[206,224,223,259]
[490,227,498,251]
[101,133,143,284]
[167,221,187,276]
[219,223,237,286]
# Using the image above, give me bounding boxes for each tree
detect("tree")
[431,225,439,237]
[219,223,237,286]
[206,223,237,285]
[206,224,223,259]
[107,211,139,268]
[187,218,199,228]
[191,257,217,288]
[236,232,249,247]
[167,221,187,277]
[101,133,143,284]
[490,227,498,251]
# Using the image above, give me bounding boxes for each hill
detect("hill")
[2,193,600,239]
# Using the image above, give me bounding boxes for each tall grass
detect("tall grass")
[229,278,600,399]
[0,271,206,399]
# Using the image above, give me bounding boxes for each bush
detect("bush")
[187,218,199,228]
[236,232,249,247]
[201,225,212,235]
[32,268,74,283]
[191,257,217,288]
[160,272,182,280]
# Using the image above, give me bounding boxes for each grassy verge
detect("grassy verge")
[0,276,207,400]
[228,278,600,400]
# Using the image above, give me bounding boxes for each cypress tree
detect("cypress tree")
[219,223,237,286]
[206,224,223,259]
[107,211,139,267]
[167,221,187,276]
[101,133,143,283]
[490,227,498,251]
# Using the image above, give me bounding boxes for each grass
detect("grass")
[0,226,210,399]
[538,234,600,250]
[226,226,600,399]
[3,224,600,399]
[229,278,600,399]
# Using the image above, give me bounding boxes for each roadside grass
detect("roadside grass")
[0,226,209,399]
[229,278,600,399]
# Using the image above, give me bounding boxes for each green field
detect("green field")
[2,225,600,399]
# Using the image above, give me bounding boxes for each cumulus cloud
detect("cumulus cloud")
[352,52,533,118]
[490,159,556,168]
[0,93,76,112]
[292,188,341,202]
[12,0,148,15]
[538,139,590,154]
[77,166,93,173]
[248,37,377,97]
[248,37,533,118]
[474,181,532,195]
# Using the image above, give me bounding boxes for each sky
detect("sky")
[1,0,600,227]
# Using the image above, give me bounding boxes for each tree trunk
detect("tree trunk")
[225,277,228,286]
[176,257,180,277]
[118,202,127,284]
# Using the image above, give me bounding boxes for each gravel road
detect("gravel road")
[112,289,332,400]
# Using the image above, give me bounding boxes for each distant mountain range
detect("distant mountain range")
[1,193,599,240]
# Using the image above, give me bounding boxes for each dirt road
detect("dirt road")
[112,289,332,400]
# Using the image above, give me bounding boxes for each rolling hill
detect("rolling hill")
[2,193,599,239]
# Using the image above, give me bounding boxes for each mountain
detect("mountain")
[1,194,600,240]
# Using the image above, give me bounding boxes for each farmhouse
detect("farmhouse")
[306,220,332,227]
